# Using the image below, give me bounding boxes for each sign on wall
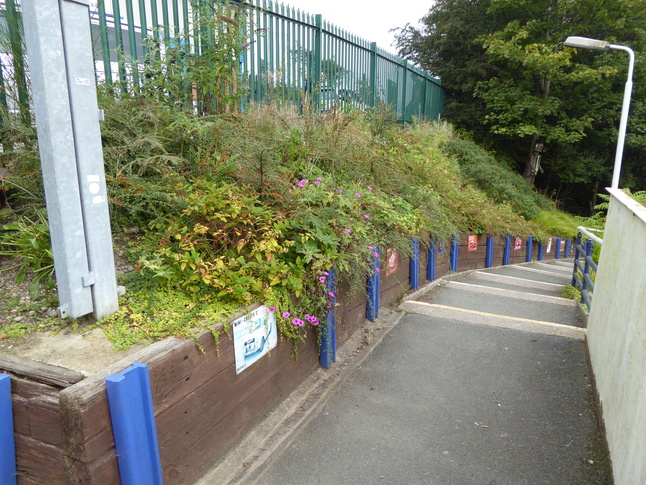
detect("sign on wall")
[232,306,278,374]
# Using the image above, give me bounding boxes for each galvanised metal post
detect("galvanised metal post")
[23,0,119,320]
[526,235,533,263]
[485,236,494,268]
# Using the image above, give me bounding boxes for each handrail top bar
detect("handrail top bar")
[577,226,604,245]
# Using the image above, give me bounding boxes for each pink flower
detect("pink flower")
[314,180,321,185]
[368,246,374,250]
[337,189,343,194]
[318,276,326,283]
[323,271,329,276]
[363,214,370,219]
[292,318,304,327]
[297,179,308,187]
[281,312,291,318]
[328,292,335,298]
[317,177,323,181]
[344,228,352,233]
[268,306,276,312]
[355,193,362,198]
[376,268,381,273]
[373,251,379,258]
[367,186,373,191]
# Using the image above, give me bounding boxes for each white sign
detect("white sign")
[232,306,278,374]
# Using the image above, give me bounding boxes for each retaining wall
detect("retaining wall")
[1,233,567,484]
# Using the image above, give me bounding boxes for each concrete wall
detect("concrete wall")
[586,189,646,485]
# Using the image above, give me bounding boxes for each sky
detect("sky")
[279,1,433,55]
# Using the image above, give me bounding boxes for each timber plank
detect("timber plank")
[0,354,84,388]
[14,434,68,484]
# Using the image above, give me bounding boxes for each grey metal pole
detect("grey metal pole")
[608,44,635,189]
[22,0,119,320]
[59,0,119,320]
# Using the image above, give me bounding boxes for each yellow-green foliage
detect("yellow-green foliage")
[532,209,582,239]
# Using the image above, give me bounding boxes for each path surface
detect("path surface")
[202,261,612,485]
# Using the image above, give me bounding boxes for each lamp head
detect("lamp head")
[563,36,610,51]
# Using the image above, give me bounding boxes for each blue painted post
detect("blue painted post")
[366,248,380,322]
[526,236,533,263]
[105,363,163,485]
[537,242,544,261]
[410,238,419,290]
[450,235,459,272]
[564,238,571,258]
[503,235,511,265]
[555,237,562,259]
[572,232,582,286]
[0,374,17,485]
[427,238,436,281]
[320,268,337,368]
[582,240,593,293]
[485,236,494,268]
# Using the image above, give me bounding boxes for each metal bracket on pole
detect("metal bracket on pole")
[23,0,119,320]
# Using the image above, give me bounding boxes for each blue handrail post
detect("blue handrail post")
[450,235,459,272]
[555,237,562,259]
[564,238,571,258]
[526,235,533,263]
[105,363,163,485]
[572,232,582,286]
[485,236,494,268]
[320,268,337,368]
[503,235,511,265]
[582,240,593,293]
[537,242,544,261]
[427,237,436,281]
[0,374,17,485]
[366,248,380,322]
[410,238,420,290]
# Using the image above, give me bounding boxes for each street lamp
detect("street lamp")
[563,36,635,189]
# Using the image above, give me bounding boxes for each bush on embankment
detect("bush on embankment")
[0,98,581,350]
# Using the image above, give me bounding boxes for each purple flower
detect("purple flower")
[363,214,370,219]
[323,271,329,276]
[376,268,381,273]
[268,306,276,312]
[314,181,321,185]
[292,318,304,327]
[310,317,319,326]
[368,246,374,250]
[344,228,352,234]
[355,193,362,198]
[360,174,365,177]
[328,292,335,298]
[337,189,343,194]
[318,276,326,283]
[367,186,373,191]
[373,251,379,258]
[317,177,323,181]
[281,311,291,318]
[297,179,308,187]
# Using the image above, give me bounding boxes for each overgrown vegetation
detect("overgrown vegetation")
[0,0,594,351]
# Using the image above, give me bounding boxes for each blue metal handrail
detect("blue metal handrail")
[572,227,602,309]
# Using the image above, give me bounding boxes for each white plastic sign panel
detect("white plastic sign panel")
[233,306,278,374]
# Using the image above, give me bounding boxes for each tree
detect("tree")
[395,0,646,213]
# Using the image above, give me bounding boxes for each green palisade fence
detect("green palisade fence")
[0,0,443,122]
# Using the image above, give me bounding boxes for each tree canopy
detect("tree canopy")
[395,0,646,214]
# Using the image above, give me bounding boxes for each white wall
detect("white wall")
[587,188,646,485]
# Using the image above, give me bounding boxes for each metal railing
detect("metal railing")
[572,227,602,309]
[0,0,444,122]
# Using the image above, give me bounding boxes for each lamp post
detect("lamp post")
[563,36,635,189]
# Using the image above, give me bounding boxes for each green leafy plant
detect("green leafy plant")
[0,210,54,298]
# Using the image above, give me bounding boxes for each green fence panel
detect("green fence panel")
[1,0,443,121]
